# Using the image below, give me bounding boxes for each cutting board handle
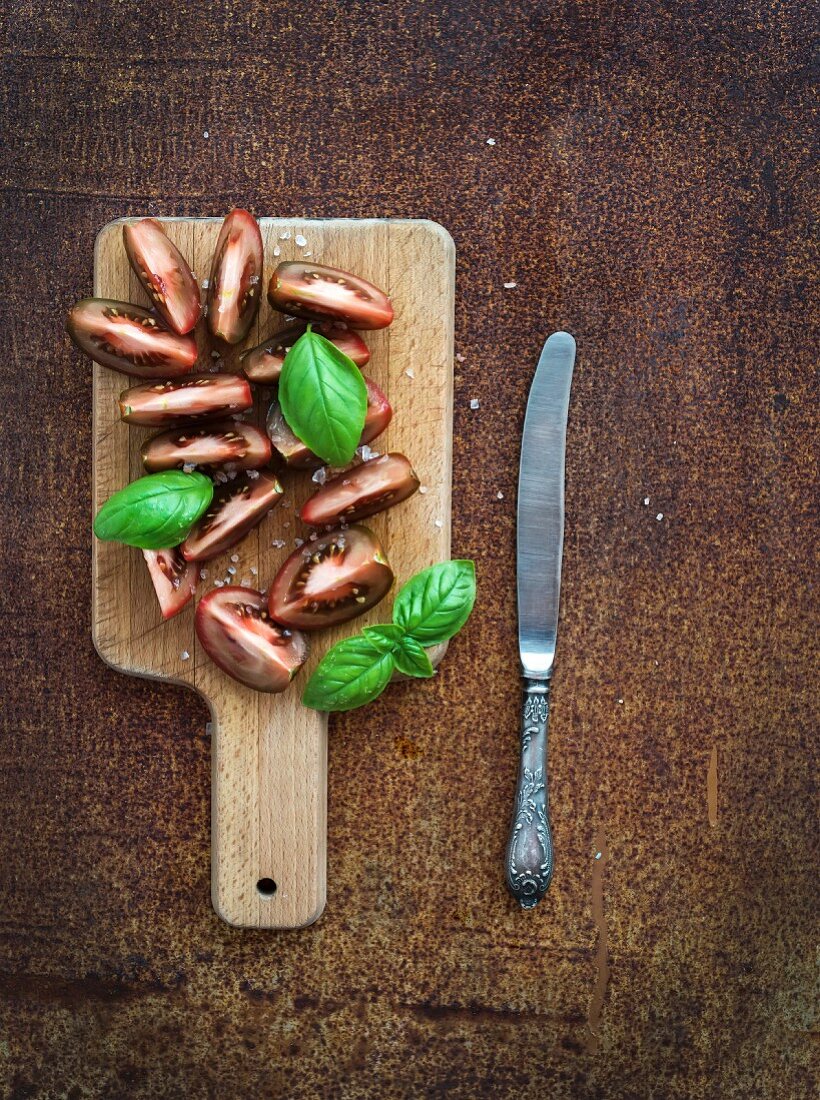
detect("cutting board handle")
[210,688,328,928]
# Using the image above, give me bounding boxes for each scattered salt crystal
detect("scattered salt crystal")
[283,521,290,529]
[201,277,210,290]
[273,246,281,257]
[271,539,286,548]
[182,463,196,473]
[250,566,257,575]
[295,234,307,247]
[249,274,260,285]
[214,579,224,587]
[656,513,664,521]
[486,138,496,145]
[246,469,260,480]
[181,650,190,660]
[456,353,466,363]
[227,566,236,575]
[303,251,312,257]
[199,569,208,580]
[357,445,375,461]
[279,230,291,240]
[434,519,444,528]
[643,496,650,506]
[294,538,304,547]
[203,130,209,139]
[595,851,602,860]
[209,365,219,373]
[309,532,318,541]
[503,281,517,289]
[280,499,290,508]
[617,698,624,705]
[211,350,220,359]
[405,368,415,379]
[312,467,329,485]
[230,554,240,563]
[496,491,504,499]
[469,398,480,410]
[418,485,429,495]
[240,577,251,586]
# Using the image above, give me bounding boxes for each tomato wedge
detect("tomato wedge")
[206,209,263,344]
[268,262,393,330]
[123,219,201,334]
[266,377,392,469]
[143,548,198,620]
[181,471,283,561]
[240,321,370,385]
[119,375,252,427]
[141,421,271,473]
[268,525,393,630]
[196,587,308,692]
[300,453,420,527]
[67,298,198,378]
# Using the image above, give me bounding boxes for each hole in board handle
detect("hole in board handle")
[257,877,277,898]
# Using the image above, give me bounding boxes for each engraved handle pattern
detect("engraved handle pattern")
[505,679,554,908]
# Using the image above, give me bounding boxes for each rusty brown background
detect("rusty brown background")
[1,1,817,1097]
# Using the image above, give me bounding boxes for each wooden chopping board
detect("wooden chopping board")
[92,217,455,928]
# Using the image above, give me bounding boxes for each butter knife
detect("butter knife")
[505,331,576,908]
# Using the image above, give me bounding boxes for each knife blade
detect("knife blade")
[505,331,575,908]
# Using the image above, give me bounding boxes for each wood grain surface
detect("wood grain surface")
[1,1,817,1098]
[92,216,454,928]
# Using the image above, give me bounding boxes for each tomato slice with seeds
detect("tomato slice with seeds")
[206,209,263,344]
[67,298,198,378]
[141,420,272,473]
[181,471,283,562]
[268,525,393,631]
[119,375,252,427]
[268,262,393,330]
[266,377,392,469]
[300,453,420,527]
[143,548,198,620]
[196,587,309,692]
[123,218,201,335]
[240,321,370,385]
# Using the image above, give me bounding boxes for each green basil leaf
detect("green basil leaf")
[94,471,213,550]
[363,624,405,653]
[393,635,435,679]
[302,636,395,712]
[393,560,476,645]
[279,327,367,466]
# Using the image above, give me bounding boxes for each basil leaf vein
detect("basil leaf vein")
[94,471,213,550]
[302,636,395,712]
[393,635,435,679]
[392,560,476,645]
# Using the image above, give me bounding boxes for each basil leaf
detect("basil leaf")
[393,560,476,645]
[302,636,395,712]
[363,624,405,653]
[393,636,435,679]
[94,471,213,550]
[279,327,367,466]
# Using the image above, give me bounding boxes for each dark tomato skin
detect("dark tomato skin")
[300,453,420,527]
[123,218,201,334]
[268,525,393,631]
[67,298,198,378]
[119,375,252,427]
[206,209,263,344]
[141,420,272,473]
[268,262,393,330]
[181,471,283,561]
[240,321,370,384]
[143,548,198,620]
[266,377,392,469]
[196,587,309,692]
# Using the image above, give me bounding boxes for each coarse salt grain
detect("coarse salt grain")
[486,137,496,145]
[456,353,466,363]
[203,131,209,139]
[294,538,304,547]
[434,519,443,528]
[358,445,374,461]
[273,246,281,256]
[199,568,208,579]
[617,698,624,704]
[230,554,240,563]
[182,463,196,473]
[214,579,224,587]
[271,539,286,548]
[181,650,190,660]
[247,469,260,480]
[280,230,291,240]
[211,350,220,359]
[250,567,257,575]
[656,513,664,521]
[497,491,504,499]
[227,566,236,575]
[469,398,480,410]
[418,485,429,494]
[405,368,415,379]
[295,234,307,247]
[303,251,312,257]
[643,496,650,505]
[312,467,328,484]
[201,278,210,289]
[503,280,517,289]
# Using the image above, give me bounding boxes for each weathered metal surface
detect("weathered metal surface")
[0,1,816,1097]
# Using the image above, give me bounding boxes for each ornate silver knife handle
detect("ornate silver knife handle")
[505,678,554,908]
